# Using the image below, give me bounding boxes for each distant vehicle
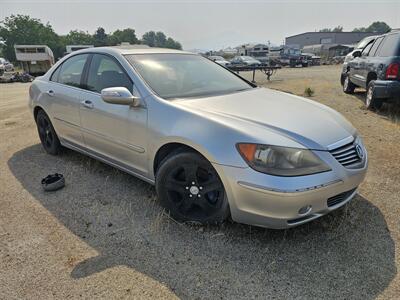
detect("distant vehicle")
[65,45,93,56]
[341,31,400,110]
[14,45,55,76]
[342,35,377,70]
[230,56,261,66]
[269,46,302,67]
[0,58,14,72]
[208,55,230,67]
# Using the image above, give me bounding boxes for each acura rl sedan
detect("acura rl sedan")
[29,47,368,229]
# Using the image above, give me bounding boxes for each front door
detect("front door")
[47,53,89,147]
[79,54,148,176]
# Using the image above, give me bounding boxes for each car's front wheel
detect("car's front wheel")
[365,80,383,110]
[36,109,62,155]
[343,74,355,94]
[156,151,229,224]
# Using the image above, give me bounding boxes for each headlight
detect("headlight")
[237,143,331,176]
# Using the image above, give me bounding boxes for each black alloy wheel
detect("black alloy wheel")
[156,152,229,224]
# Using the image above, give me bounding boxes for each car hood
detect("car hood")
[178,88,355,150]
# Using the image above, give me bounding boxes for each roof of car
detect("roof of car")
[75,46,194,56]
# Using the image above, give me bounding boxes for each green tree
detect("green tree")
[142,31,157,47]
[142,31,182,49]
[93,27,107,47]
[319,25,343,32]
[353,21,391,33]
[63,30,94,45]
[0,14,62,61]
[108,28,139,45]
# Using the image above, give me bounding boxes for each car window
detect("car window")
[376,33,400,57]
[57,54,89,87]
[86,54,133,93]
[126,53,252,99]
[369,37,384,57]
[361,42,374,56]
[50,65,61,82]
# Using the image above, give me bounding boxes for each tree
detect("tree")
[353,21,391,33]
[319,25,343,32]
[108,28,139,45]
[142,31,157,47]
[63,30,94,46]
[93,27,107,47]
[0,14,62,61]
[142,31,182,49]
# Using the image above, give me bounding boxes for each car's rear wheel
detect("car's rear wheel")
[156,151,229,224]
[343,74,355,94]
[36,110,62,155]
[365,80,383,110]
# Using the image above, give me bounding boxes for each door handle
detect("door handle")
[46,90,54,97]
[81,100,94,109]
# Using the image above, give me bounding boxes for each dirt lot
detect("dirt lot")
[1,65,399,299]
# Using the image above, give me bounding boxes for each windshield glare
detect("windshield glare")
[126,54,252,99]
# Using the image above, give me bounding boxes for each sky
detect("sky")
[1,0,399,50]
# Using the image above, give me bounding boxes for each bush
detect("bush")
[304,87,315,97]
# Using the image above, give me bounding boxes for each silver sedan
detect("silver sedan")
[29,47,368,229]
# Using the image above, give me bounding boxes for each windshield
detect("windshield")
[357,37,375,49]
[241,56,256,61]
[209,56,224,60]
[126,54,252,99]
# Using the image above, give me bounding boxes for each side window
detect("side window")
[361,42,373,56]
[58,54,89,87]
[369,37,384,57]
[376,33,400,57]
[86,54,133,93]
[50,65,61,82]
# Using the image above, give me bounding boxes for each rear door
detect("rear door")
[79,53,148,175]
[46,54,89,146]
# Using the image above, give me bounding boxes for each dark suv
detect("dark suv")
[341,31,400,110]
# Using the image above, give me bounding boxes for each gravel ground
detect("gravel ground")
[1,65,399,299]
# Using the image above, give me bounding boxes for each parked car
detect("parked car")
[230,55,261,66]
[29,47,367,229]
[341,35,377,73]
[0,57,14,72]
[341,31,400,110]
[208,55,230,67]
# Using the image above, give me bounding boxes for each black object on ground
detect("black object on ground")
[41,173,65,191]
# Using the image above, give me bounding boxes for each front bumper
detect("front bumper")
[373,80,400,100]
[213,149,368,229]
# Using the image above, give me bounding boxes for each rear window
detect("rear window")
[376,33,400,57]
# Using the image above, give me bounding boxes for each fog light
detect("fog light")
[298,205,312,216]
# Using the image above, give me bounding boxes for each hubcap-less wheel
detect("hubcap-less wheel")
[38,116,54,149]
[36,110,62,155]
[156,152,229,224]
[164,163,224,219]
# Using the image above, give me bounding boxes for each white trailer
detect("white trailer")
[14,45,54,76]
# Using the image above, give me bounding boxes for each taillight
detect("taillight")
[386,63,399,79]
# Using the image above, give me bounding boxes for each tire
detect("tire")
[36,110,62,155]
[343,74,355,94]
[156,151,229,224]
[365,80,383,110]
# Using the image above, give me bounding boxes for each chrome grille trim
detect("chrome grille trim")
[329,141,362,167]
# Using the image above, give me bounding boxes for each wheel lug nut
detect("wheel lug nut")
[198,194,201,198]
[192,181,195,185]
[186,187,189,189]
[199,187,203,190]
[189,195,192,197]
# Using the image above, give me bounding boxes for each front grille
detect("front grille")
[329,142,362,167]
[327,188,357,207]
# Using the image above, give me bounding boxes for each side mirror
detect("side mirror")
[352,50,361,58]
[101,87,141,107]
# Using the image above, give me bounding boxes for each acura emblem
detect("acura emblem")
[355,144,364,159]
